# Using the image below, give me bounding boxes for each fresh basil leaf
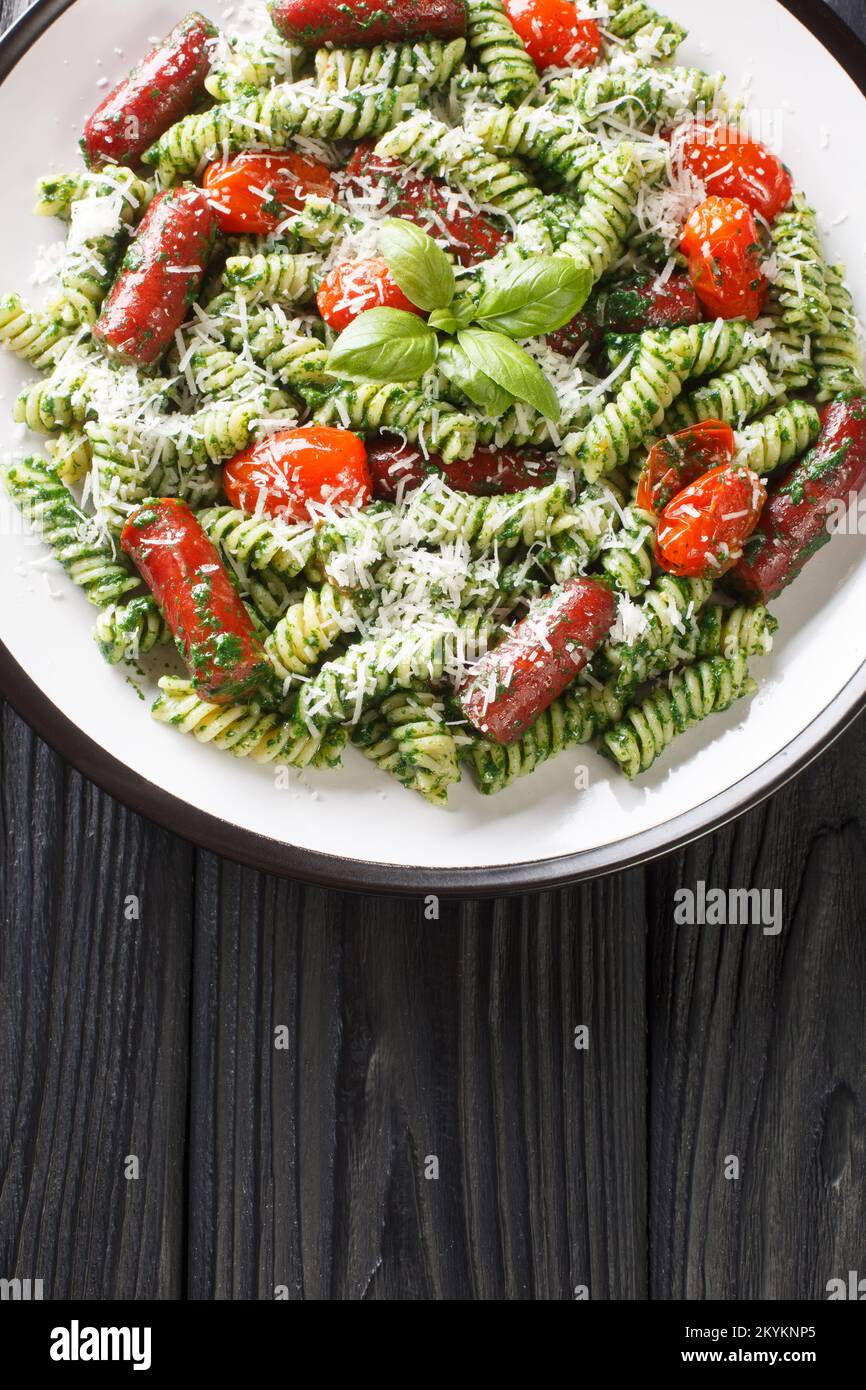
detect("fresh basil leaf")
[428,294,477,335]
[458,328,560,420]
[437,339,515,415]
[326,308,437,383]
[379,218,456,312]
[428,309,460,335]
[473,256,593,338]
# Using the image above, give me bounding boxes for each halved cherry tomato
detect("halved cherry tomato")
[672,124,792,224]
[655,462,767,580]
[636,420,735,514]
[504,0,602,71]
[203,152,336,235]
[224,427,372,521]
[316,257,421,331]
[680,197,768,322]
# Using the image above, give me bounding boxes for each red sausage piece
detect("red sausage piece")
[459,578,616,745]
[343,147,506,267]
[728,397,866,603]
[368,438,556,501]
[270,0,467,47]
[83,13,217,170]
[121,499,271,704]
[548,272,701,356]
[94,188,217,367]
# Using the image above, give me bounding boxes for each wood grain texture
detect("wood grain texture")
[187,867,647,1299]
[0,0,864,1303]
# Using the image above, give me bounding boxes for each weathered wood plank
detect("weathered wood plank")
[647,720,866,1298]
[0,702,194,1298]
[187,864,648,1300]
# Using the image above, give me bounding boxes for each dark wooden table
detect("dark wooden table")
[1,0,865,1303]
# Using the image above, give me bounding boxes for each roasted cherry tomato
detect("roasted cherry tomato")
[680,197,768,322]
[316,257,421,331]
[656,462,767,580]
[504,0,602,71]
[203,152,336,235]
[672,124,792,224]
[224,427,372,521]
[636,420,735,514]
[343,146,507,267]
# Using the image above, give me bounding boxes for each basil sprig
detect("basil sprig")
[324,221,587,419]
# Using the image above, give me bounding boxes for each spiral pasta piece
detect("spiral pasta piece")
[564,332,691,481]
[306,381,478,463]
[220,307,332,387]
[600,505,656,596]
[602,575,714,695]
[464,0,538,104]
[34,166,154,220]
[49,248,119,328]
[198,506,316,578]
[558,144,645,284]
[152,677,323,767]
[761,290,815,390]
[316,38,466,93]
[734,400,821,475]
[625,600,777,685]
[0,293,70,368]
[265,584,363,683]
[601,652,757,778]
[407,479,569,551]
[538,477,626,581]
[3,456,139,607]
[375,113,545,220]
[353,691,462,804]
[285,196,359,250]
[205,30,307,100]
[550,65,728,125]
[223,253,320,303]
[771,195,832,335]
[814,265,865,402]
[467,104,602,187]
[604,1,687,60]
[86,420,171,530]
[474,400,592,449]
[95,596,171,665]
[144,81,421,181]
[697,604,778,662]
[469,679,624,795]
[46,429,92,484]
[565,322,766,481]
[14,359,90,433]
[665,359,783,431]
[297,613,495,732]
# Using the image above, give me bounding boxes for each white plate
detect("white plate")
[1,0,865,891]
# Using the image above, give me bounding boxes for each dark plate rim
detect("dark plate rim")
[0,0,864,896]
